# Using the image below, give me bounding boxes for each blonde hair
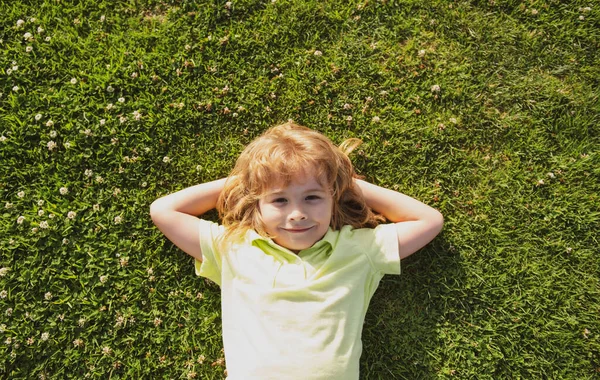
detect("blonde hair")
[216,121,385,244]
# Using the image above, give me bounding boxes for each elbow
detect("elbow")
[435,211,444,233]
[149,198,168,221]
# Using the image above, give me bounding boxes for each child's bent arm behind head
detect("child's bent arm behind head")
[150,178,228,261]
[354,179,444,259]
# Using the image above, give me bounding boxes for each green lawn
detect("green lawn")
[1,0,598,378]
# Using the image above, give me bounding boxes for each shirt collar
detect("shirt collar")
[246,227,337,254]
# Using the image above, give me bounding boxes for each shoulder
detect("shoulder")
[336,224,400,274]
[337,223,397,243]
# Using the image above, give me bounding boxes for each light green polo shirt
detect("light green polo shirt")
[195,219,400,380]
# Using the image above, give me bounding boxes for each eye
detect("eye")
[273,197,288,204]
[305,195,321,201]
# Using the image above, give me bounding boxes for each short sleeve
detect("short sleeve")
[365,223,401,275]
[194,219,226,286]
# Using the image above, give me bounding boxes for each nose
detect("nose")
[288,207,307,221]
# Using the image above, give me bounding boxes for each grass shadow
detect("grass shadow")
[361,235,464,379]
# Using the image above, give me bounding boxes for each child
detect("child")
[150,122,444,379]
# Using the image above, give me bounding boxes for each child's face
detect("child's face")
[258,170,333,253]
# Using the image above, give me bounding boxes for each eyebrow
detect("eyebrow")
[266,188,327,196]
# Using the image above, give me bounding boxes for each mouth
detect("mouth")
[282,226,313,233]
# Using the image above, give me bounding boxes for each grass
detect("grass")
[0,0,598,378]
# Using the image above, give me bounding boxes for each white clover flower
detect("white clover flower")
[99,275,107,284]
[163,156,171,163]
[84,169,93,177]
[100,14,106,22]
[314,50,322,56]
[225,1,232,9]
[106,103,114,110]
[93,204,100,211]
[431,84,441,93]
[46,120,54,127]
[40,221,49,229]
[29,17,36,22]
[6,308,13,316]
[537,179,545,185]
[83,129,92,136]
[35,113,42,121]
[114,215,123,224]
[548,172,555,178]
[95,176,104,183]
[26,46,33,53]
[531,9,538,15]
[38,199,44,206]
[59,187,68,195]
[346,116,353,122]
[418,49,426,57]
[119,116,127,124]
[141,181,147,187]
[41,332,49,341]
[343,103,352,110]
[17,191,25,198]
[62,238,69,244]
[6,69,12,75]
[45,36,51,42]
[118,97,125,103]
[0,291,6,299]
[185,44,191,50]
[17,19,25,27]
[67,211,76,219]
[372,116,381,122]
[111,137,119,144]
[131,72,138,78]
[70,78,77,84]
[99,119,106,125]
[5,202,13,209]
[44,292,52,300]
[38,210,44,216]
[115,315,125,326]
[73,338,83,347]
[48,213,54,219]
[23,32,33,41]
[106,85,114,93]
[0,267,9,277]
[102,346,112,355]
[449,117,457,124]
[49,130,57,138]
[17,216,25,224]
[37,26,44,34]
[113,188,121,196]
[64,141,71,148]
[12,86,19,92]
[379,90,388,96]
[579,15,585,20]
[0,136,6,142]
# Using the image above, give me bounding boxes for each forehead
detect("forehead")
[264,169,328,193]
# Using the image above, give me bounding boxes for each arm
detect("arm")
[149,178,228,261]
[355,179,443,259]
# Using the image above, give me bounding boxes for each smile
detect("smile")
[283,227,313,233]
